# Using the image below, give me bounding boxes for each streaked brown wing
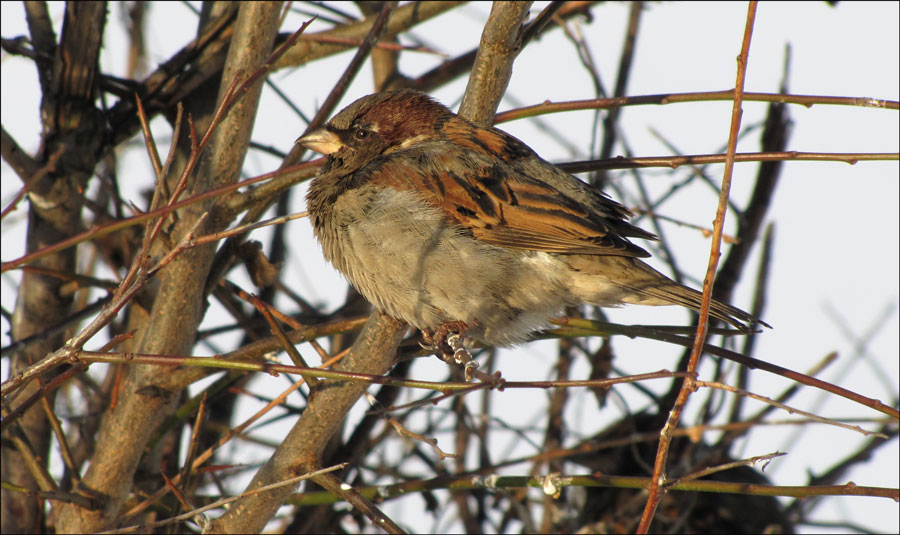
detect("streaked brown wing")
[360,140,652,258]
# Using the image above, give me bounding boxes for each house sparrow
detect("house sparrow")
[298,90,764,349]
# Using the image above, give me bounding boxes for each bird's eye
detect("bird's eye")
[354,129,369,140]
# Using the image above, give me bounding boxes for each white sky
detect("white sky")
[2,2,897,533]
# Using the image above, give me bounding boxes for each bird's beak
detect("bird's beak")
[296,128,342,155]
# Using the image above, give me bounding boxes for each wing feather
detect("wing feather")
[358,140,653,258]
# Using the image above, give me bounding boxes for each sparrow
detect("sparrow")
[298,89,765,349]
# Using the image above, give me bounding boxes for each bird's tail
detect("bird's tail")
[564,254,769,333]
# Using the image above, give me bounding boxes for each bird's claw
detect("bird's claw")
[422,328,503,386]
[418,340,438,352]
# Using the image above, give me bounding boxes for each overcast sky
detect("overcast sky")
[2,2,897,533]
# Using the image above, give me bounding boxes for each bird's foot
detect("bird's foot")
[421,321,469,363]
[421,323,504,386]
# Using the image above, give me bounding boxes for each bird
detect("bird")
[298,89,765,352]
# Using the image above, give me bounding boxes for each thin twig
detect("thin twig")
[638,4,758,531]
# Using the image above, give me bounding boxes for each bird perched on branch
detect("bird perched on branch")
[299,90,764,356]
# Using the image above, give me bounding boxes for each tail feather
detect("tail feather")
[565,254,769,332]
[628,281,768,333]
